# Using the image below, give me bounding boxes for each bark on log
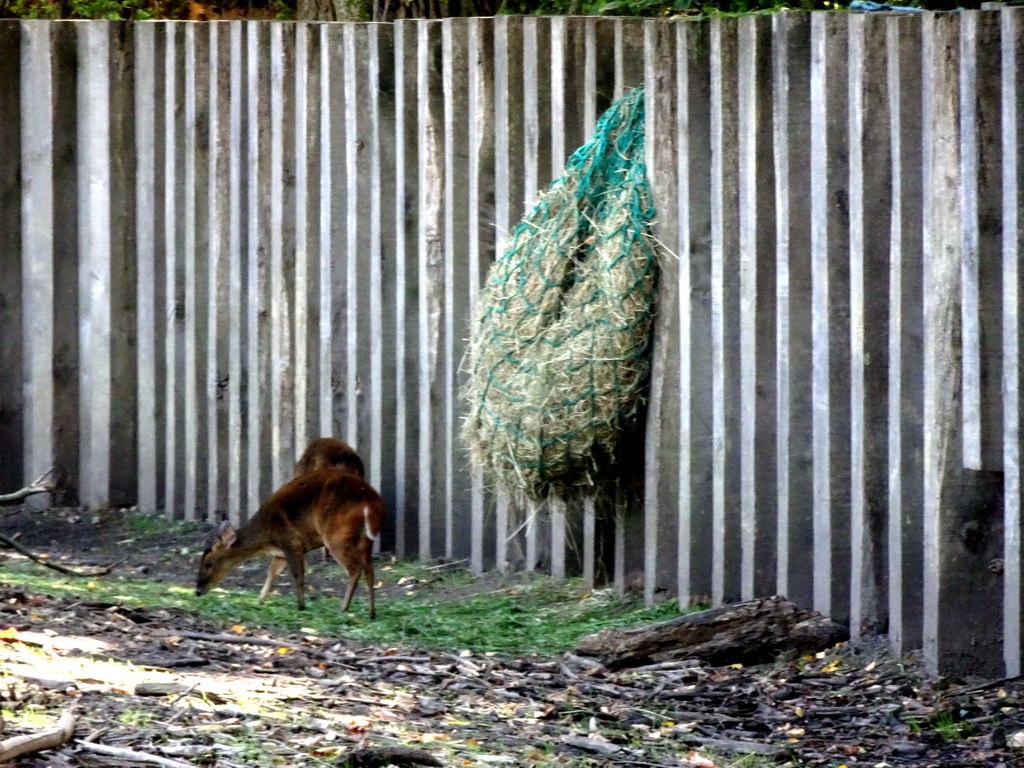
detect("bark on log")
[575,596,848,669]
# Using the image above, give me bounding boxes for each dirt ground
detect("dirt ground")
[1,505,1023,768]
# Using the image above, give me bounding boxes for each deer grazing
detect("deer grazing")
[195,469,383,618]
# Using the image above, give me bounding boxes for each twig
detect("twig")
[0,532,118,577]
[0,705,78,762]
[0,471,55,505]
[422,559,468,571]
[76,740,196,768]
[167,682,199,707]
[159,630,333,659]
[357,655,432,665]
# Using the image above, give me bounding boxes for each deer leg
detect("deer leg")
[339,564,361,614]
[364,559,376,620]
[285,551,307,611]
[259,557,288,603]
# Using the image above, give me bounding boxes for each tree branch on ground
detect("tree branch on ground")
[75,740,196,768]
[0,471,56,505]
[0,532,119,577]
[0,706,78,763]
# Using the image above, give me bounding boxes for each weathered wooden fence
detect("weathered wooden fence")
[0,10,1022,677]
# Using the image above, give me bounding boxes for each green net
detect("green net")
[461,87,660,503]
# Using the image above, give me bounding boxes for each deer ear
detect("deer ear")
[217,520,237,547]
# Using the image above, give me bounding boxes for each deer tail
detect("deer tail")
[363,506,379,542]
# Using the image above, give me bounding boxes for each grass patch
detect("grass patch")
[0,557,689,655]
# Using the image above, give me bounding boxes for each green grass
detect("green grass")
[929,709,974,742]
[0,557,687,655]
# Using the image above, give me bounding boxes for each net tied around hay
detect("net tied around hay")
[461,87,659,503]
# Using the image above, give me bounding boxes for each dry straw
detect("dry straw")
[461,88,659,503]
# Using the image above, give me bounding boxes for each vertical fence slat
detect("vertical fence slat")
[393,22,408,555]
[246,21,274,513]
[207,23,226,520]
[521,17,539,566]
[369,24,384,504]
[886,15,905,654]
[492,15,519,573]
[809,13,832,617]
[467,17,492,575]
[581,17,598,589]
[962,12,982,471]
[675,19,693,604]
[319,23,333,443]
[134,23,156,513]
[737,15,758,602]
[78,22,111,510]
[1003,6,1023,679]
[417,20,445,560]
[21,19,54,497]
[710,17,726,605]
[343,25,360,454]
[269,23,291,490]
[808,12,852,622]
[772,12,790,601]
[227,21,243,524]
[294,23,310,466]
[709,18,741,605]
[442,20,456,560]
[468,16,483,572]
[610,20,626,589]
[418,19,432,560]
[183,23,198,520]
[848,13,867,638]
[164,22,180,518]
[644,19,678,605]
[245,21,260,515]
[549,16,567,581]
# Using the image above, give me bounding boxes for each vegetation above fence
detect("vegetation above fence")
[2,0,985,23]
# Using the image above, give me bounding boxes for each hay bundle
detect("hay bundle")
[461,88,659,502]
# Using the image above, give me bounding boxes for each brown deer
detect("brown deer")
[295,437,367,562]
[195,469,382,618]
[295,437,365,479]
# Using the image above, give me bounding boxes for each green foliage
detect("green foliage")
[3,0,62,18]
[500,0,822,17]
[0,559,689,655]
[2,0,156,18]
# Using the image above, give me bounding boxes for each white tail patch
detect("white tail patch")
[363,506,378,541]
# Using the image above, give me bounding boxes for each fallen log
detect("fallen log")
[575,596,848,669]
